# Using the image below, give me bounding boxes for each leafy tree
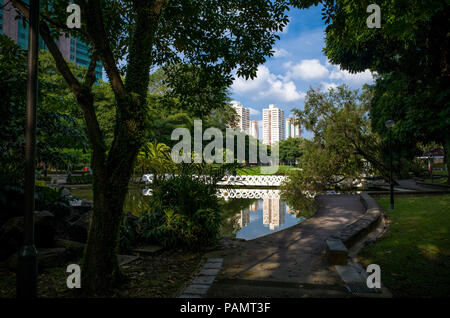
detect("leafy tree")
[291,85,383,190]
[0,36,87,181]
[292,0,450,181]
[0,35,27,184]
[10,0,290,292]
[279,137,304,165]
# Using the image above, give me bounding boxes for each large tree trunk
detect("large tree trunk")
[82,171,129,293]
[81,95,143,293]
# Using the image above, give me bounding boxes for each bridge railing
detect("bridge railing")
[141,174,289,187]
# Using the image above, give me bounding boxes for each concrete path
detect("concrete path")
[396,179,434,191]
[207,195,365,297]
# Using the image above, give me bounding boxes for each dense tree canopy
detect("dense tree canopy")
[303,0,450,180]
[291,85,383,190]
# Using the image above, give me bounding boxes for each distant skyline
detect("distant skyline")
[230,4,374,139]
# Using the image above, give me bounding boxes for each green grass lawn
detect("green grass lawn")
[237,165,298,175]
[359,195,450,297]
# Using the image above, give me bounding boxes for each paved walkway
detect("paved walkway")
[396,179,434,191]
[207,194,366,297]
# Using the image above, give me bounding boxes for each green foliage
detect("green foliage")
[135,141,175,179]
[0,183,71,223]
[279,138,304,165]
[129,162,241,249]
[137,172,223,249]
[0,37,90,183]
[138,207,221,249]
[290,85,383,190]
[66,174,93,185]
[307,0,450,180]
[280,175,317,218]
[0,35,27,184]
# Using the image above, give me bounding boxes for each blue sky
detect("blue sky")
[230,4,374,132]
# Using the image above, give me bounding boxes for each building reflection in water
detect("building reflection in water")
[237,198,294,231]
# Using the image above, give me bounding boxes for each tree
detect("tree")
[291,85,384,190]
[279,138,304,165]
[0,36,88,182]
[10,0,290,293]
[294,0,450,181]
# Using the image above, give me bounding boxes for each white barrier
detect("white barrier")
[141,174,288,187]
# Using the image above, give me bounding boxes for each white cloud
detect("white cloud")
[248,107,260,115]
[321,82,338,92]
[273,48,290,58]
[285,59,329,80]
[328,65,374,85]
[232,65,305,103]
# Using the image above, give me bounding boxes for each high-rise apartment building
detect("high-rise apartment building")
[231,101,250,134]
[262,104,285,145]
[0,0,103,80]
[250,120,259,140]
[286,118,301,139]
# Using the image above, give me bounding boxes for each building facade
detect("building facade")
[285,118,301,139]
[250,120,259,140]
[262,104,285,145]
[231,101,250,134]
[0,0,103,80]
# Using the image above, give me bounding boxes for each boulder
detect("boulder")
[124,211,138,229]
[66,212,92,243]
[0,211,56,260]
[7,247,67,272]
[55,239,85,259]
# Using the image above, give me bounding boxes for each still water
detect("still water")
[70,186,314,241]
[219,195,305,240]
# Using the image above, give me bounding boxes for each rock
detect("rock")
[50,201,72,219]
[81,200,93,207]
[0,217,23,260]
[61,188,70,196]
[0,211,56,260]
[66,212,91,243]
[55,239,85,259]
[73,212,91,231]
[69,205,92,222]
[34,211,56,247]
[7,247,67,271]
[124,211,138,229]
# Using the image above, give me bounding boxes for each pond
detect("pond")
[68,186,315,240]
[219,191,309,240]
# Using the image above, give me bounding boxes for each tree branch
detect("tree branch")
[11,0,107,167]
[84,53,98,88]
[11,0,82,92]
[84,0,125,97]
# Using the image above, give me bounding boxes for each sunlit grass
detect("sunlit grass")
[359,195,450,297]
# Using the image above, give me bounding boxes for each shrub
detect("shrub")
[66,174,93,184]
[138,207,221,249]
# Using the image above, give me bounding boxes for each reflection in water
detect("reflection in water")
[221,190,315,240]
[119,187,315,240]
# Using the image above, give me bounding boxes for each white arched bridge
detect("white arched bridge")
[141,174,288,187]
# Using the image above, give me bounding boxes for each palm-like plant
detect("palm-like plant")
[135,141,176,183]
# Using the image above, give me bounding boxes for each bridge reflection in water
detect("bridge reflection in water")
[219,189,305,240]
[142,188,308,240]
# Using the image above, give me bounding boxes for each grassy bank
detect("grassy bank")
[359,195,450,297]
[237,165,298,175]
